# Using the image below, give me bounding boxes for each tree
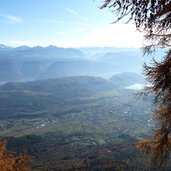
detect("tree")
[100,0,171,170]
[0,141,32,171]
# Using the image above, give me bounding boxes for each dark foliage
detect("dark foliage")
[100,0,171,169]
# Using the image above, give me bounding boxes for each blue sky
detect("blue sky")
[0,0,143,48]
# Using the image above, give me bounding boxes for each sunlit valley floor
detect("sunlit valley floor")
[0,45,169,170]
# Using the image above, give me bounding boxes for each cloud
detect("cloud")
[64,7,87,21]
[0,13,23,24]
[65,7,81,17]
[56,23,144,48]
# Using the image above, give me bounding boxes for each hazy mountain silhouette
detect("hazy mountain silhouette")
[0,44,146,82]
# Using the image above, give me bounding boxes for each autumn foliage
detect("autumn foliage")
[137,50,171,169]
[0,141,32,171]
[100,0,171,169]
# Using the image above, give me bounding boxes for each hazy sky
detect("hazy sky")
[0,0,143,48]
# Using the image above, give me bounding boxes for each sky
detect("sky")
[0,0,144,48]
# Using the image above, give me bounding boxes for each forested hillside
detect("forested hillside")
[0,74,158,170]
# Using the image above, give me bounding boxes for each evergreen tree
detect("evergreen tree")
[0,141,32,171]
[100,0,171,169]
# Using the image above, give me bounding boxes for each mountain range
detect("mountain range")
[0,44,146,82]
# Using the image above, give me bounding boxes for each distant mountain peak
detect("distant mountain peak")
[14,45,30,51]
[0,44,11,49]
[46,45,58,48]
[33,46,43,49]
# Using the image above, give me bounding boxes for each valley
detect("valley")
[0,45,163,170]
[0,0,170,170]
[0,75,156,170]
